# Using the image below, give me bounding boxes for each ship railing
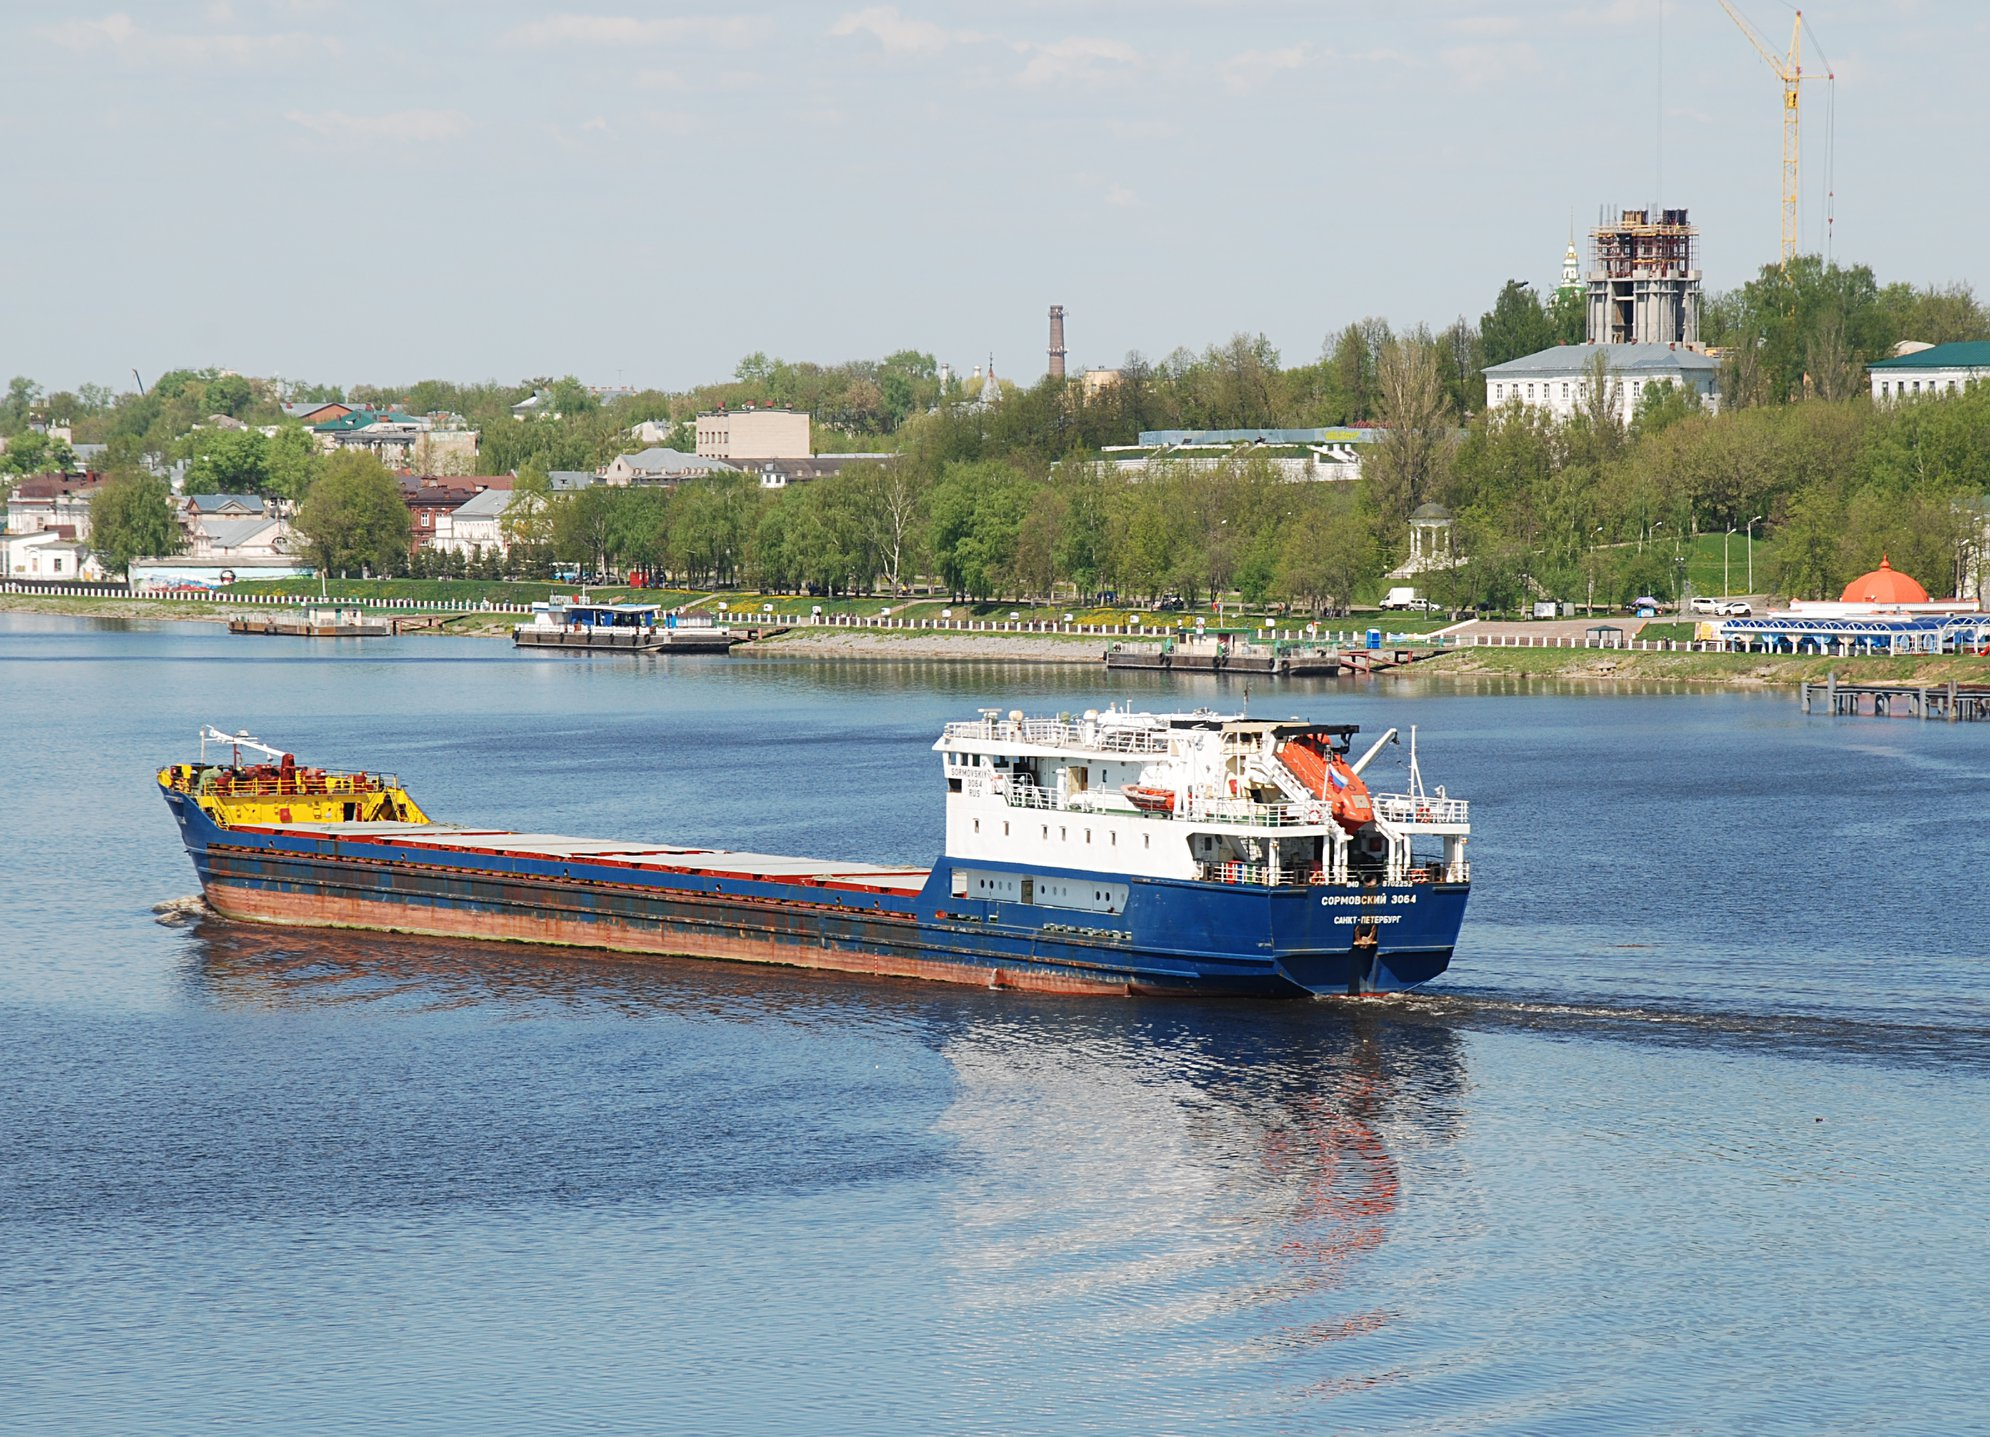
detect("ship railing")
[196,771,401,797]
[940,718,1170,754]
[1372,794,1469,826]
[1179,796,1328,828]
[1198,860,1277,886]
[1000,785,1332,827]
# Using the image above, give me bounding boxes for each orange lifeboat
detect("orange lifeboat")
[1278,740,1374,833]
[1123,785,1177,815]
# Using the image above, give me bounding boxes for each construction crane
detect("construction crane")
[1716,1,1835,267]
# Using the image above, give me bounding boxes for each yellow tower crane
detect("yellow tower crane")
[1716,2,1835,267]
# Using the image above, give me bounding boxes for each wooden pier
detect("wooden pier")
[1800,672,1990,721]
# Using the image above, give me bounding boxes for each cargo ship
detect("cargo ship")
[158,711,1472,998]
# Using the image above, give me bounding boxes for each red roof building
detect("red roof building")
[1839,556,1930,606]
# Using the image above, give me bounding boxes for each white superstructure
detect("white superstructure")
[932,708,1469,897]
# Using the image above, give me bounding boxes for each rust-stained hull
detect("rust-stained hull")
[199,877,1134,996]
[162,783,1465,999]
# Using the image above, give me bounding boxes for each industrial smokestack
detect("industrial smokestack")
[1047,305,1067,380]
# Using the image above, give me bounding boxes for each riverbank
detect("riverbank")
[1415,646,1990,687]
[741,627,1101,664]
[10,592,1990,686]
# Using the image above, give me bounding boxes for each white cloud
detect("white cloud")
[501,14,771,48]
[830,5,981,56]
[1450,15,1523,38]
[637,110,702,137]
[635,66,764,92]
[40,11,339,65]
[1104,184,1138,208]
[1439,41,1540,91]
[1016,36,1141,87]
[284,109,472,142]
[1220,45,1311,93]
[1105,118,1178,140]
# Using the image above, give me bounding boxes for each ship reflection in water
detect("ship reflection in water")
[185,917,1467,1418]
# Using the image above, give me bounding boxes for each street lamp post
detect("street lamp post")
[1745,515,1763,595]
[1724,526,1737,597]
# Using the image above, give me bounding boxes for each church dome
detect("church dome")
[1839,555,1929,605]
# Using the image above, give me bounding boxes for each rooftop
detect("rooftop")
[1135,427,1383,447]
[1868,341,1990,371]
[1482,342,1718,377]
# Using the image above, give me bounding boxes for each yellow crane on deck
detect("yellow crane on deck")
[1715,1,1835,267]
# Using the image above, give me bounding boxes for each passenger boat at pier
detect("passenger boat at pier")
[514,596,741,653]
[158,709,1473,998]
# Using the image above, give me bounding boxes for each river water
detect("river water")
[2,613,1984,1435]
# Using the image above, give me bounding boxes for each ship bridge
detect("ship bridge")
[936,708,1468,888]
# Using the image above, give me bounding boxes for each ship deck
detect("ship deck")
[251,822,932,894]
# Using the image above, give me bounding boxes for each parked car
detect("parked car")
[1404,598,1441,613]
[1689,596,1722,615]
[1718,600,1752,616]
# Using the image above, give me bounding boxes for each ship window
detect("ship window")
[1060,826,1066,841]
[1143,835,1150,849]
[1003,822,1010,836]
[1085,829,1092,844]
[973,819,980,833]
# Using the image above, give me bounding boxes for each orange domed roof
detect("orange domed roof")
[1840,555,1929,605]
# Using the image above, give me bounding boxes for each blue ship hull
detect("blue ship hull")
[163,788,1468,999]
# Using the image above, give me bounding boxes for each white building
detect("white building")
[185,516,296,562]
[1482,342,1719,425]
[0,529,103,580]
[1869,341,1990,403]
[430,487,514,557]
[1101,427,1380,482]
[602,447,738,485]
[7,474,103,540]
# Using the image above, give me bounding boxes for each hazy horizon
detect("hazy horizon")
[3,0,1980,395]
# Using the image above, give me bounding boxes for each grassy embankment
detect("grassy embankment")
[1419,646,1990,687]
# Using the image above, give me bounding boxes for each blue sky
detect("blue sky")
[2,1,1979,395]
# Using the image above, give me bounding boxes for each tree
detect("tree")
[0,430,77,475]
[181,427,270,493]
[1548,285,1586,346]
[88,472,179,574]
[294,451,410,576]
[1704,257,1894,404]
[2,376,41,432]
[1630,380,1702,438]
[1365,332,1454,540]
[205,374,254,417]
[265,425,321,501]
[1478,281,1555,368]
[1272,488,1375,613]
[503,462,557,561]
[847,461,928,592]
[553,484,618,573]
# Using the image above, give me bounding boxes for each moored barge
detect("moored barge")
[160,711,1473,998]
